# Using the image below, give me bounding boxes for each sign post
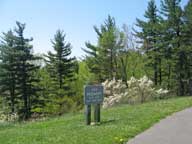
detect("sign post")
[85,104,91,125]
[84,85,104,125]
[94,104,100,123]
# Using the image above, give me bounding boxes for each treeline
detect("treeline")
[0,0,192,120]
[83,0,192,96]
[135,0,192,96]
[0,22,79,120]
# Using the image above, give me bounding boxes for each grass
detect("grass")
[0,97,192,144]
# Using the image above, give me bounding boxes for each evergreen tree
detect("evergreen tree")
[83,15,124,82]
[160,0,185,95]
[183,0,192,95]
[14,22,40,119]
[45,30,77,96]
[0,30,18,113]
[83,42,102,82]
[135,0,161,85]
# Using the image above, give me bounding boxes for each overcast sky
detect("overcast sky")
[0,0,189,59]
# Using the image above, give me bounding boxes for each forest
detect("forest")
[0,0,192,120]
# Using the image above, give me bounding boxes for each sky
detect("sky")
[0,0,189,59]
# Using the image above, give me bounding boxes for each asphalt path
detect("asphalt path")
[127,108,192,144]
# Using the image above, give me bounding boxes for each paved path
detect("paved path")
[127,108,192,144]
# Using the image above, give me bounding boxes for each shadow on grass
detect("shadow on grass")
[0,122,16,130]
[99,119,117,126]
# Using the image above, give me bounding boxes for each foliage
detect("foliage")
[42,30,79,115]
[33,67,78,115]
[160,0,186,95]
[118,25,147,83]
[0,22,40,120]
[102,76,168,108]
[135,0,162,86]
[0,112,18,122]
[120,50,148,80]
[13,22,40,120]
[83,15,124,82]
[135,0,192,96]
[0,30,18,113]
[183,0,192,95]
[70,61,94,108]
[45,30,77,95]
[0,0,192,120]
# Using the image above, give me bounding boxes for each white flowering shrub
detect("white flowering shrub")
[0,112,18,122]
[128,76,155,103]
[102,76,168,108]
[102,79,127,97]
[155,88,169,99]
[102,79,127,108]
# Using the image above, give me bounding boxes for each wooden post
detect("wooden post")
[94,104,100,123]
[85,105,91,125]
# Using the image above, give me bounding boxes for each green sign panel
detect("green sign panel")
[84,85,104,105]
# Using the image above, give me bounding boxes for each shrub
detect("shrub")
[102,76,168,108]
[39,96,76,116]
[0,112,18,122]
[155,88,169,99]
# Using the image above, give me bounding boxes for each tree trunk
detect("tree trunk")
[189,79,192,96]
[110,49,113,80]
[159,58,162,85]
[154,60,158,85]
[167,64,171,90]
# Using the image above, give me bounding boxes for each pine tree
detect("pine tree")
[183,0,192,95]
[83,42,102,82]
[45,30,77,96]
[160,0,185,95]
[135,0,161,85]
[14,21,40,119]
[83,15,124,82]
[0,30,18,113]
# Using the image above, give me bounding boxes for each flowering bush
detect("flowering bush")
[102,79,127,108]
[0,112,18,122]
[102,76,168,108]
[127,76,155,104]
[155,88,169,99]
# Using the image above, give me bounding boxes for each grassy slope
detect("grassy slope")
[0,97,192,144]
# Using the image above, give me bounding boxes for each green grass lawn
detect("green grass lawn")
[1,97,192,144]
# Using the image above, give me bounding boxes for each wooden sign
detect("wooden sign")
[84,85,104,125]
[84,85,104,105]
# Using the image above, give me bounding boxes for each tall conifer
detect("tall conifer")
[45,30,77,96]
